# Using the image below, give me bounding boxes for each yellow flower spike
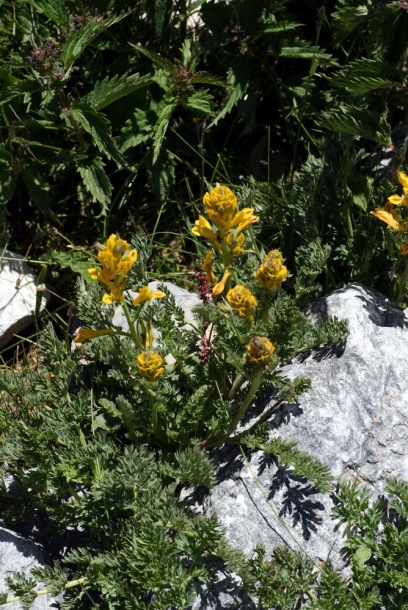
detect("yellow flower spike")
[228,208,259,233]
[88,234,138,303]
[192,216,218,240]
[370,207,407,232]
[73,328,114,343]
[256,250,288,290]
[137,350,165,382]
[203,185,238,227]
[226,285,258,321]
[247,336,276,366]
[132,286,166,307]
[212,269,231,299]
[202,250,216,284]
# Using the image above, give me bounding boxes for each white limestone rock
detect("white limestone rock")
[0,527,54,610]
[186,283,408,608]
[0,249,48,349]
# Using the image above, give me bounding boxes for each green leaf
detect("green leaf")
[86,73,153,111]
[62,12,130,69]
[0,79,42,105]
[332,0,370,45]
[71,104,125,167]
[26,0,69,25]
[76,157,112,213]
[129,44,175,73]
[118,109,154,153]
[320,104,391,146]
[331,58,403,95]
[280,39,336,63]
[354,544,372,568]
[152,97,177,164]
[184,90,213,114]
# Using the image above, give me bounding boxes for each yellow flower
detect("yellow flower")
[88,234,138,303]
[203,185,238,229]
[73,328,114,343]
[228,208,259,233]
[137,350,165,382]
[132,286,166,307]
[388,171,408,206]
[256,250,288,290]
[370,206,407,232]
[202,250,216,283]
[226,285,258,321]
[247,336,276,366]
[225,232,246,257]
[212,268,231,299]
[192,215,218,240]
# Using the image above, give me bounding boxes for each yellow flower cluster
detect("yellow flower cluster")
[247,336,276,366]
[137,350,165,382]
[226,285,258,321]
[371,171,408,253]
[193,185,259,268]
[256,250,288,290]
[88,234,138,304]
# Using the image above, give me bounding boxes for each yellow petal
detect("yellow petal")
[388,194,408,206]
[228,208,259,233]
[133,286,166,307]
[371,208,407,232]
[192,216,218,240]
[88,267,100,280]
[397,171,408,192]
[73,328,114,343]
[202,250,216,284]
[212,269,231,299]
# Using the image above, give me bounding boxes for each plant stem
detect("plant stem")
[227,370,263,436]
[122,300,144,350]
[5,578,86,604]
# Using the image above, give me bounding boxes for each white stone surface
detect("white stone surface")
[0,527,53,610]
[0,249,48,348]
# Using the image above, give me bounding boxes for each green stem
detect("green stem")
[262,289,276,324]
[122,300,144,350]
[147,390,169,449]
[5,578,86,604]
[227,370,263,436]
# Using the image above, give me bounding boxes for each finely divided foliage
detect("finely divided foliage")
[1,0,408,608]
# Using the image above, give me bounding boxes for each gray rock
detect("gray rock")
[0,249,48,349]
[186,283,408,608]
[112,281,202,333]
[0,527,54,609]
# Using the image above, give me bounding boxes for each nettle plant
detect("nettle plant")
[0,186,349,608]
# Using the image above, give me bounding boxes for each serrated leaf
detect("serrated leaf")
[86,73,153,111]
[118,109,154,152]
[280,39,336,63]
[0,79,42,105]
[184,90,213,114]
[331,58,403,95]
[76,158,112,213]
[62,12,130,69]
[209,60,248,128]
[332,0,370,45]
[320,104,391,146]
[71,104,125,167]
[26,0,69,25]
[152,97,177,164]
[129,44,175,73]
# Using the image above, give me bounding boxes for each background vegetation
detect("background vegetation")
[0,0,408,608]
